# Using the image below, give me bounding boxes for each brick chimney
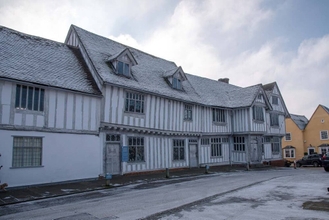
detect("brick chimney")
[218,78,229,84]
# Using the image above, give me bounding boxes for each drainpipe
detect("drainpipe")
[230,109,234,166]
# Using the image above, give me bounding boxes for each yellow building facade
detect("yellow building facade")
[304,105,329,155]
[282,114,308,162]
[282,105,329,161]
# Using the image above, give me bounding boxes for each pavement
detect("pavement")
[0,164,276,206]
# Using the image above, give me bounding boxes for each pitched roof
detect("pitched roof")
[0,26,101,95]
[320,104,329,114]
[72,25,265,108]
[290,114,308,130]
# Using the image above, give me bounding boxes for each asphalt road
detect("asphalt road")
[0,167,328,220]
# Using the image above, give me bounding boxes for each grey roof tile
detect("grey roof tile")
[290,114,308,130]
[73,25,262,108]
[0,26,101,95]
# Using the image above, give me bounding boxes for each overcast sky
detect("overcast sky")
[1,0,328,118]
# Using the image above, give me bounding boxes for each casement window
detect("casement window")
[270,113,279,126]
[128,137,144,162]
[12,136,42,168]
[125,92,144,114]
[271,137,281,154]
[272,96,279,105]
[212,108,226,123]
[106,134,121,142]
[284,148,295,158]
[285,133,291,141]
[252,106,264,121]
[210,138,222,157]
[201,138,209,145]
[234,136,245,152]
[173,139,185,160]
[172,77,182,90]
[117,61,130,76]
[15,84,45,112]
[184,105,192,121]
[257,94,262,100]
[320,130,328,140]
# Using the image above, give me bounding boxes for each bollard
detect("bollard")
[165,168,170,178]
[293,160,296,169]
[105,173,112,186]
[205,165,209,174]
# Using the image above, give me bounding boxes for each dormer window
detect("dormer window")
[108,48,137,78]
[173,77,182,90]
[117,61,130,77]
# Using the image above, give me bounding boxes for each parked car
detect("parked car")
[321,153,329,172]
[296,154,323,167]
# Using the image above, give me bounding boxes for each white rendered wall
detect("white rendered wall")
[0,130,101,187]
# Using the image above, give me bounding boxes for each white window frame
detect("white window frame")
[12,136,43,168]
[234,136,245,152]
[184,104,192,121]
[271,137,281,154]
[252,106,264,122]
[173,139,185,161]
[125,92,145,114]
[128,137,144,162]
[15,84,45,112]
[172,77,182,90]
[270,113,279,126]
[117,60,130,77]
[284,148,295,158]
[320,130,328,140]
[212,108,226,123]
[285,133,291,141]
[210,138,222,157]
[272,96,279,105]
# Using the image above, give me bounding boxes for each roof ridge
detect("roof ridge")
[71,24,177,66]
[0,25,66,46]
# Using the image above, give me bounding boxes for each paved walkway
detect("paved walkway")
[0,165,275,206]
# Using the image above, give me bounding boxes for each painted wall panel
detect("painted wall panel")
[0,130,101,187]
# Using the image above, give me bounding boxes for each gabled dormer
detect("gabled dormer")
[108,48,137,78]
[263,82,290,117]
[163,66,187,91]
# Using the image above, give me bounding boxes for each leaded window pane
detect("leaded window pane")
[12,137,42,168]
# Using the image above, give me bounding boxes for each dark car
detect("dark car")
[296,154,322,167]
[321,153,329,172]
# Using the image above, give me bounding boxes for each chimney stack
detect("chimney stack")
[218,78,229,84]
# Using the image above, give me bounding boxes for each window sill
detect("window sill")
[183,119,193,122]
[127,161,146,164]
[212,122,227,126]
[172,160,186,162]
[270,125,280,128]
[10,166,44,169]
[210,156,223,158]
[253,120,264,124]
[124,111,145,117]
[15,109,44,115]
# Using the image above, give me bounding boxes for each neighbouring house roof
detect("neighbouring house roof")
[71,25,269,108]
[320,104,329,114]
[0,26,101,96]
[290,114,308,130]
[283,145,295,149]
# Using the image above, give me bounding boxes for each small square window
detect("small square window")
[272,96,279,105]
[117,61,130,76]
[320,131,328,140]
[172,77,182,90]
[285,133,291,141]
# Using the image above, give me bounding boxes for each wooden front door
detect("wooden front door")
[105,143,120,175]
[189,144,198,167]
